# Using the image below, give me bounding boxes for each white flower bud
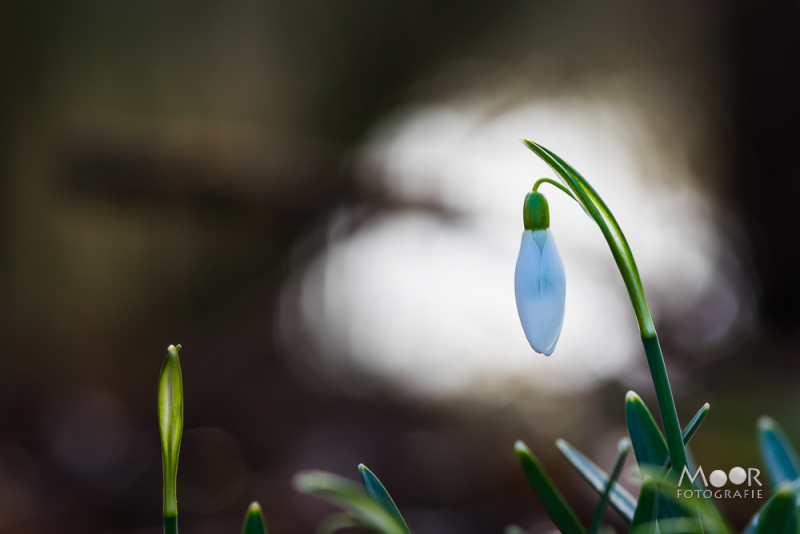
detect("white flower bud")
[514,229,566,355]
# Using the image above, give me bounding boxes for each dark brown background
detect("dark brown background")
[0,1,799,533]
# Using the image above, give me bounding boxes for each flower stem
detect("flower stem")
[164,515,178,534]
[523,140,688,475]
[642,334,688,474]
[533,178,578,201]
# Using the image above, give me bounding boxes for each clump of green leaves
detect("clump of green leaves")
[154,340,799,533]
[290,145,800,533]
[293,466,410,534]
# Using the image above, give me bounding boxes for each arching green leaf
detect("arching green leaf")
[359,464,410,534]
[588,439,630,534]
[758,417,800,491]
[522,140,652,336]
[293,471,406,534]
[755,486,799,534]
[316,512,368,534]
[556,439,636,522]
[515,441,586,534]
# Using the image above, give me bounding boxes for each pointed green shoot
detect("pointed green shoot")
[662,403,710,471]
[555,439,637,522]
[504,525,528,534]
[630,477,659,532]
[758,417,800,491]
[358,464,410,534]
[515,440,586,534]
[293,471,407,534]
[754,486,799,534]
[744,478,800,534]
[625,392,668,468]
[626,392,692,521]
[317,512,368,534]
[680,403,709,446]
[588,438,630,534]
[241,502,268,534]
[158,344,183,534]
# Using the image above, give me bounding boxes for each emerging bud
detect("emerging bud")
[158,344,183,531]
[515,193,566,355]
[241,502,268,534]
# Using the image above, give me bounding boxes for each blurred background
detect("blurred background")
[1,0,799,533]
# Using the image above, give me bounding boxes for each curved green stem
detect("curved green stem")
[523,140,688,475]
[524,141,653,335]
[533,178,578,201]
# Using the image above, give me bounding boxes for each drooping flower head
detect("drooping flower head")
[514,191,566,356]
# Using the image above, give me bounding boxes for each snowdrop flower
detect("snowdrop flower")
[514,191,566,356]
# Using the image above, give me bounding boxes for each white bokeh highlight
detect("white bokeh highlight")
[292,96,731,398]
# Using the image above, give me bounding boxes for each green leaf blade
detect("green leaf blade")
[625,391,668,468]
[662,403,709,471]
[555,439,636,522]
[625,392,696,523]
[358,464,410,534]
[754,486,799,534]
[515,440,586,534]
[632,518,704,534]
[636,469,734,534]
[293,471,406,534]
[629,477,658,532]
[588,439,630,534]
[758,417,800,491]
[680,403,709,446]
[316,512,367,534]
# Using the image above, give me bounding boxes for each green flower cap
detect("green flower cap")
[523,191,550,230]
